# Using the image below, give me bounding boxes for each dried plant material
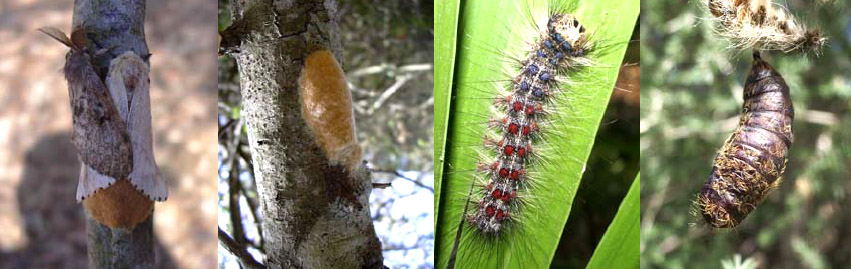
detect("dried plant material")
[706,0,826,53]
[298,49,362,175]
[698,52,793,228]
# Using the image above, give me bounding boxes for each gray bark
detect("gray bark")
[221,0,384,268]
[72,0,155,268]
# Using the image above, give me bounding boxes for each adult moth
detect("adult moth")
[39,27,133,190]
[698,52,792,228]
[39,27,167,205]
[706,0,826,53]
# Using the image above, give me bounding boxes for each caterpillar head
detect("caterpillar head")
[546,14,588,57]
[798,30,827,53]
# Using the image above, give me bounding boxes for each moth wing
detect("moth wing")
[76,163,116,203]
[65,51,133,180]
[107,52,168,201]
[37,27,74,48]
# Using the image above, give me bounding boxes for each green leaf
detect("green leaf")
[587,173,640,269]
[434,0,639,267]
[434,0,461,228]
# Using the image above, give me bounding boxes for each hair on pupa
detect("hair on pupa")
[705,0,827,54]
[698,52,792,228]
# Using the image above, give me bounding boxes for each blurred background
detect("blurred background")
[641,1,851,268]
[0,0,218,268]
[217,0,434,268]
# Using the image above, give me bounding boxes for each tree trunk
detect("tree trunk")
[220,0,384,268]
[72,0,155,268]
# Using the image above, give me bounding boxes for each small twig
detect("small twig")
[367,74,413,115]
[372,169,434,193]
[219,227,265,269]
[349,63,432,78]
[372,182,392,189]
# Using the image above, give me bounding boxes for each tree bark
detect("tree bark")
[72,0,155,268]
[220,0,384,268]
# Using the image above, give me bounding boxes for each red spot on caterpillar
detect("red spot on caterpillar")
[508,122,520,134]
[513,101,523,112]
[504,145,515,156]
[499,168,509,178]
[509,170,520,181]
[486,205,496,217]
[496,209,505,221]
[492,189,503,199]
[517,146,527,158]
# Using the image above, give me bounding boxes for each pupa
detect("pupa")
[698,52,793,228]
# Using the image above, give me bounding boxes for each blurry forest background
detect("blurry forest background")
[641,0,851,268]
[0,0,218,268]
[217,0,434,268]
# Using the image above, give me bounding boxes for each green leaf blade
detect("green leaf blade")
[435,0,638,268]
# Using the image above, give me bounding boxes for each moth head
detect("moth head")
[547,14,588,57]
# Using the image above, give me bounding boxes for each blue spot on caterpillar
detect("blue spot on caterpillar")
[698,52,793,228]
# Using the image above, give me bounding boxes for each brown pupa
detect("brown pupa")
[698,52,793,228]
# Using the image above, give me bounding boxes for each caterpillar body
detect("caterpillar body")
[467,13,589,234]
[706,0,826,53]
[698,52,793,228]
[438,1,638,267]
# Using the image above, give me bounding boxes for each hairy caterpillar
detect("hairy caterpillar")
[436,0,637,267]
[706,0,826,53]
[467,13,590,234]
[698,52,793,228]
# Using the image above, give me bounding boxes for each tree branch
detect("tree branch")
[222,0,384,267]
[72,0,156,268]
[219,227,266,269]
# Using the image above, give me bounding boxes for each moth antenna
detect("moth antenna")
[37,27,75,49]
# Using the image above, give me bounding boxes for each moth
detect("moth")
[698,52,792,228]
[706,0,826,53]
[39,27,168,202]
